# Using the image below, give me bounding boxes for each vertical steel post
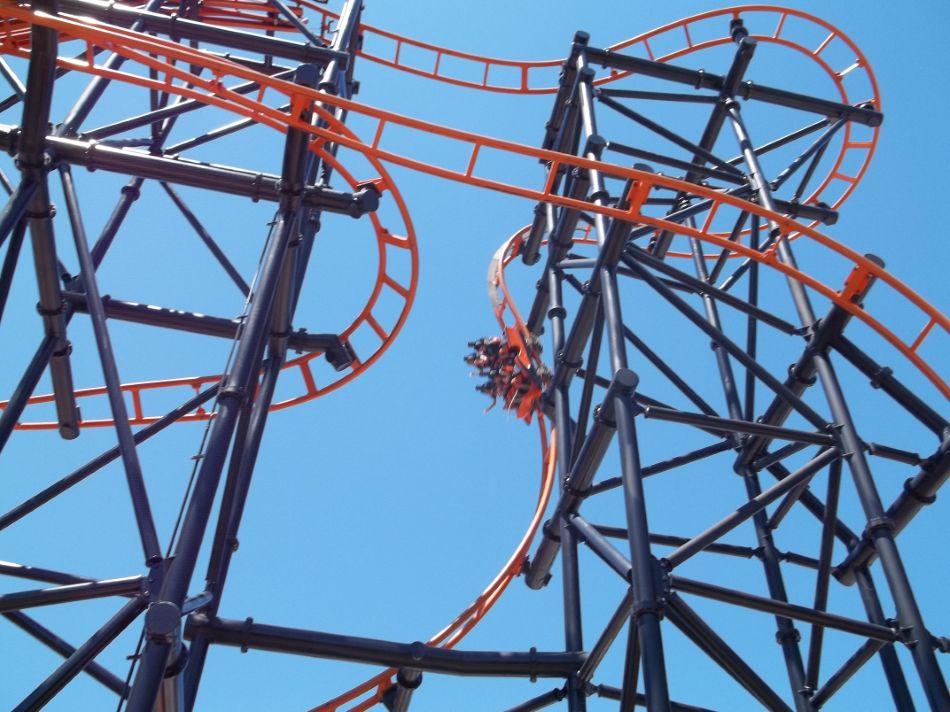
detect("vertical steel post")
[853,567,915,710]
[726,97,948,710]
[805,460,842,691]
[125,64,318,711]
[811,354,949,710]
[18,0,80,439]
[601,266,671,711]
[386,669,422,712]
[61,164,163,565]
[650,31,754,257]
[736,462,812,712]
[182,1,364,695]
[688,235,743,423]
[181,352,284,708]
[743,214,760,421]
[546,267,586,712]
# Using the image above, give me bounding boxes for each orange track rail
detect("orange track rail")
[1,3,882,235]
[304,3,881,225]
[313,419,556,712]
[1,3,420,429]
[0,4,942,414]
[0,5,945,708]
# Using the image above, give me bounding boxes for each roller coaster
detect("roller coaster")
[0,1,947,710]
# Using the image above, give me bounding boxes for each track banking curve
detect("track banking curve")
[2,2,944,430]
[0,3,947,710]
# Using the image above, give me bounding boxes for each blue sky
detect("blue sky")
[0,1,947,710]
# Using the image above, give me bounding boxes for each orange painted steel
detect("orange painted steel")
[313,419,556,712]
[0,0,305,42]
[305,3,881,223]
[187,0,306,31]
[314,224,559,711]
[0,3,943,432]
[3,3,882,229]
[0,2,419,429]
[0,4,945,709]
[313,204,948,707]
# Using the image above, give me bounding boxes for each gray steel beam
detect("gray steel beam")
[582,46,882,126]
[835,435,950,584]
[726,95,948,709]
[0,334,57,452]
[593,685,717,712]
[602,261,671,709]
[185,9,365,705]
[385,669,422,712]
[585,441,734,497]
[0,128,380,217]
[0,562,94,587]
[642,406,835,447]
[52,0,344,91]
[671,577,898,642]
[663,447,838,569]
[521,33,588,265]
[183,615,585,677]
[0,385,217,530]
[83,70,296,141]
[534,264,586,711]
[805,460,842,691]
[832,336,948,437]
[0,219,27,323]
[61,164,163,565]
[578,589,633,683]
[17,6,80,439]
[2,611,128,697]
[61,291,350,360]
[810,639,886,708]
[567,513,635,582]
[504,688,565,712]
[12,597,146,712]
[665,593,793,712]
[853,567,915,709]
[622,249,828,432]
[158,182,250,295]
[126,64,323,711]
[0,576,144,612]
[525,372,630,589]
[0,178,36,248]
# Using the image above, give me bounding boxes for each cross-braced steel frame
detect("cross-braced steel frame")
[0,2,947,711]
[506,23,949,710]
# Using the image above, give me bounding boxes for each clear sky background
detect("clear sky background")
[0,1,947,710]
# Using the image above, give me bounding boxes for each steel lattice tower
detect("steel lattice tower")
[0,2,947,711]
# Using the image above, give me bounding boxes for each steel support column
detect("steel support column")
[62,164,163,565]
[125,63,320,711]
[184,615,586,677]
[12,596,146,712]
[726,93,949,712]
[17,1,80,439]
[601,263,671,710]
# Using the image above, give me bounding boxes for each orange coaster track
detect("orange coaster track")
[2,3,943,431]
[305,3,881,219]
[0,3,946,710]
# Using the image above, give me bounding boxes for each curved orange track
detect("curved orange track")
[304,3,880,225]
[0,3,942,417]
[0,5,946,710]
